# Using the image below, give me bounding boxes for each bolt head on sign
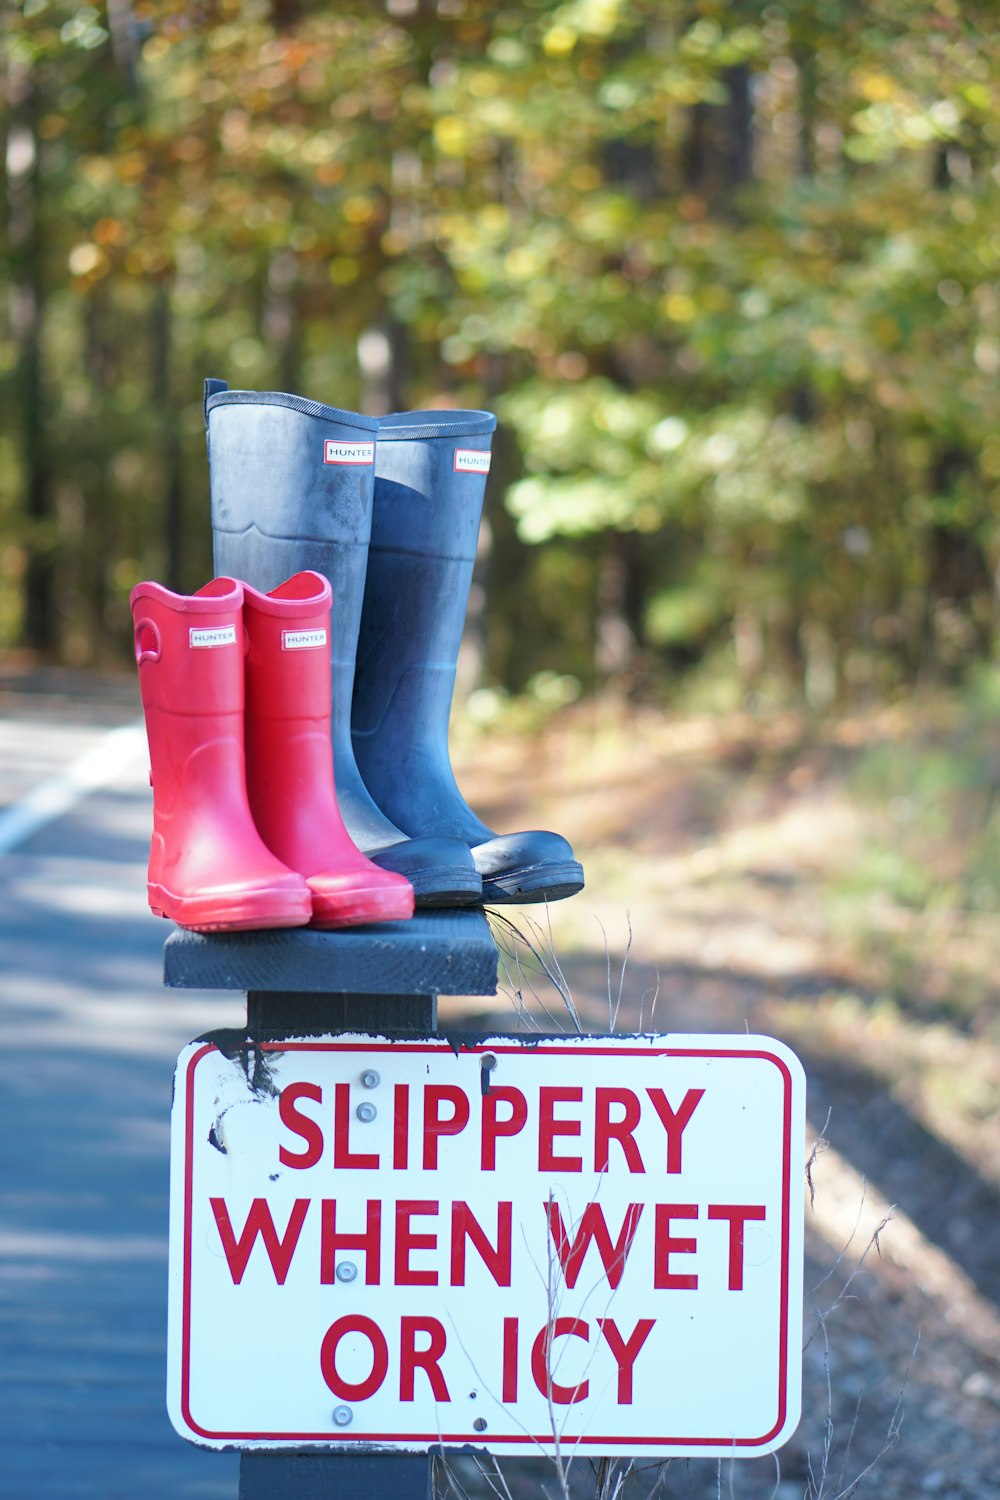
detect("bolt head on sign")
[167,1034,805,1457]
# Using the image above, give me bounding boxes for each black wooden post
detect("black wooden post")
[237,1451,435,1500]
[163,909,499,1500]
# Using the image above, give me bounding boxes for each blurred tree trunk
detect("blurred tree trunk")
[919,136,995,676]
[794,40,817,179]
[596,532,647,684]
[105,0,139,89]
[358,320,408,417]
[264,246,302,393]
[922,449,994,678]
[271,0,303,32]
[8,64,56,653]
[682,51,758,691]
[151,283,184,593]
[84,290,114,648]
[683,64,753,203]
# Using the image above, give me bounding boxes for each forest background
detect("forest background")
[4,0,1000,704]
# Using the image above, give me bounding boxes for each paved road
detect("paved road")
[0,670,243,1498]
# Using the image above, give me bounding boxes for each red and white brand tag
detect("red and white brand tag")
[281,629,327,651]
[454,448,491,474]
[324,440,374,466]
[189,625,237,649]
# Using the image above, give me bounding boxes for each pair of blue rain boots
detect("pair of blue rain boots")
[204,382,584,910]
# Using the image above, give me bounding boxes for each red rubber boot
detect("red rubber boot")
[130,577,313,932]
[242,571,415,928]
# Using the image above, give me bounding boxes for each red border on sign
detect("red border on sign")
[181,1041,216,1439]
[178,1040,796,1448]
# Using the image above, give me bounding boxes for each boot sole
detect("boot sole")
[310,886,415,929]
[148,883,312,932]
[411,869,484,909]
[480,861,585,906]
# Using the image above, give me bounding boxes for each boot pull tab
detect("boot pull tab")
[134,617,161,665]
[203,377,229,425]
[203,378,229,457]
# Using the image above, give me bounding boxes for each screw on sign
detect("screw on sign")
[167,1035,805,1458]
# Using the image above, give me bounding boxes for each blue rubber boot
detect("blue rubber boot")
[351,409,585,905]
[204,382,483,908]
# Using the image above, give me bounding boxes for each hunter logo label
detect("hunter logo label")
[454,448,491,474]
[281,629,328,652]
[324,440,375,466]
[189,625,237,649]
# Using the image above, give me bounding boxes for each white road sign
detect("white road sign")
[168,1033,805,1456]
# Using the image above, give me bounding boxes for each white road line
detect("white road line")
[0,719,148,856]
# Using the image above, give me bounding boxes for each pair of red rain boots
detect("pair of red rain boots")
[130,570,414,932]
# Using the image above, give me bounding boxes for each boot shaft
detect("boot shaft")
[207,387,377,558]
[131,576,245,717]
[207,385,378,741]
[370,409,496,561]
[242,570,333,723]
[130,576,251,826]
[354,410,496,743]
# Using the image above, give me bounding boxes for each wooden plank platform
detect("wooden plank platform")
[162,909,498,999]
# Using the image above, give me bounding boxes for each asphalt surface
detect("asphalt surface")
[0,668,243,1498]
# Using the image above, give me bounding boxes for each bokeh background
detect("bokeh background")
[5,0,1000,701]
[2,2,1000,1498]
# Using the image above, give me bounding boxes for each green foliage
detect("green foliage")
[828,672,1000,1026]
[2,0,1000,690]
[849,684,1000,916]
